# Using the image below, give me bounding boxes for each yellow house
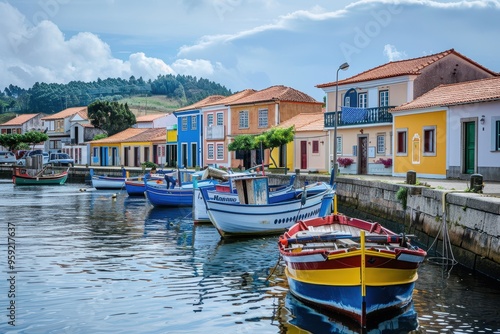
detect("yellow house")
[90,128,166,167]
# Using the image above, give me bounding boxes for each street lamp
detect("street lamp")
[333,62,349,178]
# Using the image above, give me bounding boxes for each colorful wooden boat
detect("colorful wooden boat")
[145,178,218,207]
[200,176,334,238]
[90,168,129,190]
[12,166,69,185]
[278,214,427,327]
[192,174,299,222]
[124,171,174,196]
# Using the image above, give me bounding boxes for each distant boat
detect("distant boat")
[200,176,334,238]
[279,213,427,327]
[125,170,175,196]
[12,166,69,186]
[90,168,129,190]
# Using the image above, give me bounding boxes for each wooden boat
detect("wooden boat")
[12,166,69,185]
[124,171,174,196]
[200,176,334,238]
[90,168,129,190]
[192,174,299,222]
[278,213,427,327]
[145,177,218,207]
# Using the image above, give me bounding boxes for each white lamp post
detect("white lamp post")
[332,62,349,177]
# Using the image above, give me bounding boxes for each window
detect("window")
[181,117,188,131]
[191,116,197,130]
[377,134,385,154]
[239,111,249,129]
[396,129,407,155]
[312,141,319,154]
[423,126,436,155]
[336,136,342,154]
[496,120,500,151]
[379,90,389,107]
[358,93,367,108]
[207,114,214,127]
[258,108,268,128]
[207,143,214,160]
[353,145,358,156]
[216,144,224,160]
[216,112,224,126]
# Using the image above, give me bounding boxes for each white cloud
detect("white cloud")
[0,2,174,89]
[383,44,406,62]
[172,59,214,77]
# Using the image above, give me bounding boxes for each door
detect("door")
[463,121,476,174]
[357,136,368,174]
[100,147,109,166]
[191,143,197,168]
[300,141,307,169]
[111,147,117,166]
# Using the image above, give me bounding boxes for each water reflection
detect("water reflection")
[283,293,419,334]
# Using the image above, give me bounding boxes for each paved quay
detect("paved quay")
[335,174,500,197]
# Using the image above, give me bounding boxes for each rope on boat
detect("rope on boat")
[427,191,458,268]
[265,253,282,282]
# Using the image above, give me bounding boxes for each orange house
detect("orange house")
[226,85,323,169]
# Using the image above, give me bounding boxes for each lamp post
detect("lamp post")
[332,62,349,178]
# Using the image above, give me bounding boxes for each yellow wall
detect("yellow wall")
[167,129,177,143]
[394,110,447,176]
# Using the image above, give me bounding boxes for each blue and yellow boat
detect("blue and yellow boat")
[279,214,426,327]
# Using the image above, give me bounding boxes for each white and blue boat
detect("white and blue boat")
[200,175,334,238]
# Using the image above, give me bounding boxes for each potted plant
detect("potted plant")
[337,157,354,168]
[376,158,393,168]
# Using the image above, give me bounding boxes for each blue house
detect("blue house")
[173,95,225,168]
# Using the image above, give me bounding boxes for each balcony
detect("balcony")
[324,106,394,128]
[205,125,225,140]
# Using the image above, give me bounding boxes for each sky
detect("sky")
[1,0,499,101]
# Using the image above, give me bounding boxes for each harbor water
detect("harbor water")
[0,181,499,334]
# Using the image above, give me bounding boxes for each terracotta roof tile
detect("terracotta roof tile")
[316,49,497,88]
[175,95,227,111]
[1,113,41,126]
[277,112,324,131]
[90,128,166,144]
[204,89,257,107]
[136,113,167,122]
[41,106,87,120]
[227,85,321,106]
[392,77,500,112]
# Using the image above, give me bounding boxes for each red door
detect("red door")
[300,141,307,169]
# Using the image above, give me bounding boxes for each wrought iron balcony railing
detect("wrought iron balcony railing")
[205,125,225,140]
[324,106,394,128]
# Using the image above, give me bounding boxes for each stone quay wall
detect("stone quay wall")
[270,173,500,281]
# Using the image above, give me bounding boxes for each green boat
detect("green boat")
[13,167,69,186]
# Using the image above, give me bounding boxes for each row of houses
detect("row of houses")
[1,48,499,180]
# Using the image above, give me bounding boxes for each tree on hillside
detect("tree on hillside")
[255,126,295,168]
[88,101,136,136]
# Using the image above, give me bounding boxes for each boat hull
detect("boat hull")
[14,174,68,185]
[91,176,126,190]
[145,180,217,207]
[204,188,333,237]
[13,167,68,185]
